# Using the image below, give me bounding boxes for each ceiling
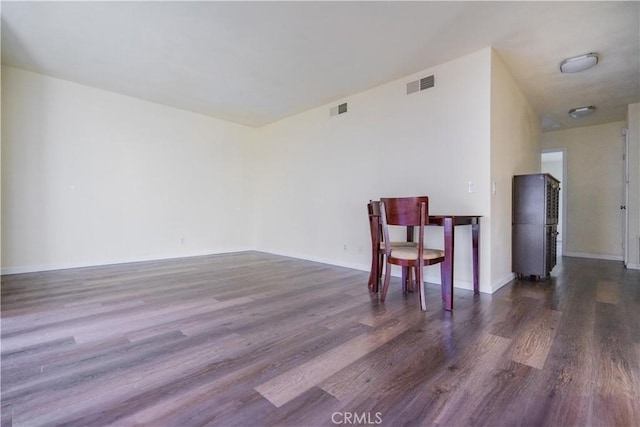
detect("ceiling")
[2,1,639,130]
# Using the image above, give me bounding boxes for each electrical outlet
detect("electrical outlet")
[468,181,476,193]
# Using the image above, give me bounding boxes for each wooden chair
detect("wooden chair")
[379,197,445,311]
[367,200,417,293]
[367,201,383,292]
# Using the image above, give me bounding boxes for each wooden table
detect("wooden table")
[407,215,481,311]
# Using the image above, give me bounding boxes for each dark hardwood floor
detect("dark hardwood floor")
[1,252,639,426]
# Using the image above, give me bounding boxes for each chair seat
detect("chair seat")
[390,247,445,261]
[379,241,418,250]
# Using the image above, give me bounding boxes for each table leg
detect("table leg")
[472,221,480,295]
[442,217,454,311]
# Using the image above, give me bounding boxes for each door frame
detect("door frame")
[541,148,567,257]
[623,128,629,267]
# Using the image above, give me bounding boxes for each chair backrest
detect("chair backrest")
[368,200,381,217]
[367,200,382,244]
[380,196,429,226]
[368,200,383,247]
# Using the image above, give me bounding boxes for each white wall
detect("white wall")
[253,48,493,292]
[1,66,256,273]
[626,103,640,269]
[541,121,625,260]
[489,50,541,291]
[0,2,3,269]
[1,48,547,294]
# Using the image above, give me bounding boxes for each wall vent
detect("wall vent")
[330,102,348,116]
[406,75,435,95]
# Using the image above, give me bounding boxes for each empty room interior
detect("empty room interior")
[1,2,639,426]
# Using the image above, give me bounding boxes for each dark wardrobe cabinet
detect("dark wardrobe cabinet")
[512,173,560,279]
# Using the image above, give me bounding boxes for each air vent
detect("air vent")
[406,75,435,95]
[420,75,435,90]
[406,80,420,95]
[330,102,348,116]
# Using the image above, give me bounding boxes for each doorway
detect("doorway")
[541,150,565,256]
[623,128,629,267]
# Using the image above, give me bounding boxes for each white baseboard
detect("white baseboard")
[491,272,517,293]
[0,247,253,275]
[424,272,475,292]
[256,247,371,273]
[626,263,640,270]
[266,248,485,293]
[563,251,623,261]
[258,247,476,291]
[2,246,496,295]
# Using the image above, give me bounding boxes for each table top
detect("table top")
[370,213,481,225]
[428,215,481,225]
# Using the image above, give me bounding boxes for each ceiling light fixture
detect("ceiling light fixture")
[568,106,596,118]
[560,53,598,73]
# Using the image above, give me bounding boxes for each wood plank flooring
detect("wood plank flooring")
[1,252,639,426]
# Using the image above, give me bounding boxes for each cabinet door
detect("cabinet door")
[513,175,546,224]
[545,225,558,272]
[513,224,546,276]
[545,179,560,225]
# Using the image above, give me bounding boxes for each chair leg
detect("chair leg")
[407,267,415,292]
[380,260,392,303]
[401,267,408,293]
[368,251,378,292]
[417,266,426,311]
[367,264,375,292]
[368,250,385,293]
[376,252,384,292]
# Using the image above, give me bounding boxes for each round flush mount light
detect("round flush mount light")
[569,106,596,118]
[560,53,598,73]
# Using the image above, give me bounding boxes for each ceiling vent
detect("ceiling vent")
[407,75,435,95]
[330,102,348,117]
